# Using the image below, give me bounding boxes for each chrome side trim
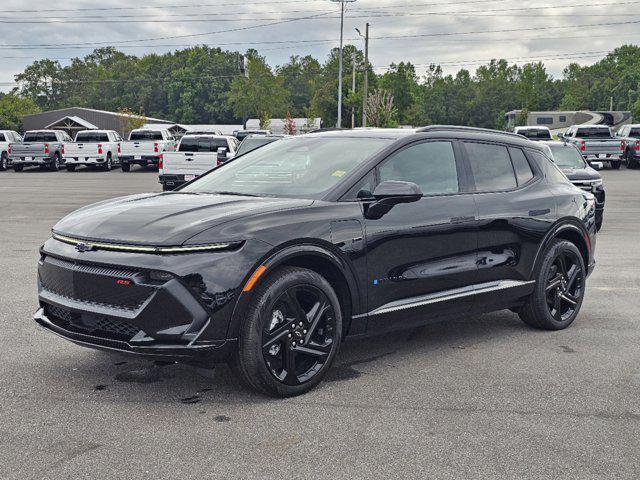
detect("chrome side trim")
[368,280,535,317]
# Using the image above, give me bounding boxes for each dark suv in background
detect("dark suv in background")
[34,127,597,397]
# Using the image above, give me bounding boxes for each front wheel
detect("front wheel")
[13,164,23,172]
[121,162,131,172]
[611,160,621,170]
[519,240,586,330]
[66,164,76,172]
[233,267,342,397]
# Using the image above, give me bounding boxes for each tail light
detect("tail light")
[61,144,65,155]
[620,141,625,152]
[97,144,103,155]
[173,144,177,151]
[44,143,49,155]
[154,143,159,153]
[636,140,640,152]
[117,143,121,154]
[8,144,12,155]
[580,140,586,152]
[158,155,163,172]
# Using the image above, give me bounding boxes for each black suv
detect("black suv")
[35,127,597,397]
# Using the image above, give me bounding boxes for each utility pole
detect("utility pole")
[358,23,370,128]
[351,52,357,128]
[331,0,356,128]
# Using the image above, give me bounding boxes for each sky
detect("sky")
[0,0,636,92]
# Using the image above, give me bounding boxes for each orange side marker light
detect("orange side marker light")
[243,265,267,292]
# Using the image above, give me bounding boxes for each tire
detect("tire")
[611,160,621,170]
[66,164,76,172]
[13,164,23,172]
[49,153,60,172]
[121,162,131,172]
[104,154,112,171]
[162,184,172,191]
[627,154,638,169]
[519,240,586,330]
[232,266,342,397]
[0,152,7,171]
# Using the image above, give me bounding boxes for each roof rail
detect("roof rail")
[416,125,525,139]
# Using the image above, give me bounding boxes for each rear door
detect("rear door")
[462,141,554,311]
[360,139,479,333]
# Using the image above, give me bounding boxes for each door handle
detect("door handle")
[528,209,551,217]
[450,216,476,224]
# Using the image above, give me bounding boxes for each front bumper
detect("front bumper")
[34,307,236,365]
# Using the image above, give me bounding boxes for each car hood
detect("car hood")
[560,166,602,181]
[53,192,313,246]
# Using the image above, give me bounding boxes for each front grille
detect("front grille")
[45,304,142,341]
[39,256,155,311]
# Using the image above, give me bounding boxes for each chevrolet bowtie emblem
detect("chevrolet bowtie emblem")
[75,242,95,253]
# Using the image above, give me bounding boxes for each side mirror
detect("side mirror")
[365,181,423,220]
[217,147,228,165]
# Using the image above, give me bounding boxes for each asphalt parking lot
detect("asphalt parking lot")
[1,166,638,479]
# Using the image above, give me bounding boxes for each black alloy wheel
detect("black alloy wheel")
[262,285,336,386]
[519,240,585,330]
[544,250,584,322]
[233,267,342,397]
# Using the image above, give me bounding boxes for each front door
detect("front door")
[361,140,479,333]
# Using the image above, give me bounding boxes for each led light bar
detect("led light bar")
[52,233,240,254]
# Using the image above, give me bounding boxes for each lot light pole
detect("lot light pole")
[356,23,370,128]
[331,0,356,128]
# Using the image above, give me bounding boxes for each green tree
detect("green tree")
[378,62,420,125]
[228,55,288,121]
[0,94,40,131]
[277,55,322,117]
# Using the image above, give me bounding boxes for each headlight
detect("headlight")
[589,179,603,187]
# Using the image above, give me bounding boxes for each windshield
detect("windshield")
[549,144,586,169]
[75,132,109,142]
[518,129,552,140]
[130,130,163,141]
[182,136,393,198]
[179,136,228,152]
[576,128,612,139]
[236,137,279,156]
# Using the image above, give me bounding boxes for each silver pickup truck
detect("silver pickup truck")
[9,130,72,172]
[562,125,623,169]
[615,124,640,169]
[0,130,22,171]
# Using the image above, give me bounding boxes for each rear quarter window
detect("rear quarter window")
[509,148,535,185]
[464,142,517,191]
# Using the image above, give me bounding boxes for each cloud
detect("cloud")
[0,0,633,91]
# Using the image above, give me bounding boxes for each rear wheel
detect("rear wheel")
[104,154,112,171]
[611,160,621,170]
[66,164,76,172]
[233,267,342,397]
[519,240,586,330]
[121,162,131,172]
[0,152,7,171]
[49,153,60,172]
[627,152,638,169]
[13,164,23,172]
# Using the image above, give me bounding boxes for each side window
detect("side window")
[509,148,534,186]
[0,133,5,142]
[378,141,459,195]
[464,142,517,191]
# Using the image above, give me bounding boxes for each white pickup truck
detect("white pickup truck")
[159,134,238,191]
[119,128,176,172]
[64,130,123,171]
[0,130,22,171]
